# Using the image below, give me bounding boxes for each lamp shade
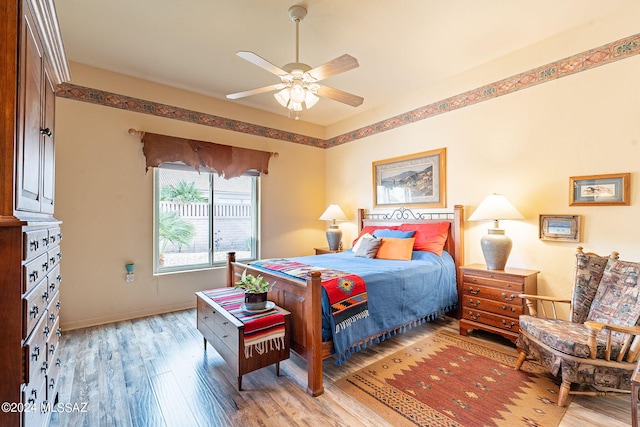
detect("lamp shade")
[319,204,347,251]
[319,204,348,222]
[469,194,523,271]
[468,194,524,223]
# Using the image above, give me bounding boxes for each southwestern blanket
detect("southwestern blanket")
[249,259,369,335]
[203,288,286,359]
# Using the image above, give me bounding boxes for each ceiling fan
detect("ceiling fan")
[226,4,364,119]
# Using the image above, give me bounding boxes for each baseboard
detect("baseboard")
[61,301,196,331]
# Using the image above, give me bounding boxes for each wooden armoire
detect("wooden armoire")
[0,0,70,426]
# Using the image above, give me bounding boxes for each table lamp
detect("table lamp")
[319,204,348,251]
[468,194,523,270]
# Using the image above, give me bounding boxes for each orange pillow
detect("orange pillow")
[375,237,415,261]
[399,222,450,256]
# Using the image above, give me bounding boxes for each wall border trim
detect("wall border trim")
[57,33,640,149]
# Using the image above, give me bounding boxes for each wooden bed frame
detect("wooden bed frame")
[226,205,465,396]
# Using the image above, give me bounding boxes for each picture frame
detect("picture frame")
[372,148,446,208]
[539,215,581,242]
[569,173,630,206]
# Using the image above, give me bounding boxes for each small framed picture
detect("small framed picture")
[539,215,581,242]
[569,173,630,206]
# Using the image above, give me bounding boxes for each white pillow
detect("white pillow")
[352,232,373,252]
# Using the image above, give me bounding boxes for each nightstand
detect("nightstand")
[314,247,344,255]
[459,264,538,343]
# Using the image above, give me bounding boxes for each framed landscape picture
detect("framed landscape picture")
[372,148,446,208]
[569,173,630,206]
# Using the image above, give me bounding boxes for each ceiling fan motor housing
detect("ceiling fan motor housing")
[288,5,307,22]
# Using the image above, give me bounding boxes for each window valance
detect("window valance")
[129,129,277,179]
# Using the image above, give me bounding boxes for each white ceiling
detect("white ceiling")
[55,0,634,127]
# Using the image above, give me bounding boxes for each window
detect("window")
[153,166,258,274]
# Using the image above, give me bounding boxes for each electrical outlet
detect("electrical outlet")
[126,273,135,283]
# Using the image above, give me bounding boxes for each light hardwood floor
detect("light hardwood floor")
[49,309,633,427]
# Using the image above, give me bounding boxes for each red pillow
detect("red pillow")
[352,225,399,248]
[399,222,450,256]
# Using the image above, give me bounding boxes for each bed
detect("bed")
[225,205,464,396]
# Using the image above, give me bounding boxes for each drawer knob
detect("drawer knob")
[222,321,229,325]
[43,325,50,337]
[49,378,55,389]
[29,271,39,282]
[32,345,40,360]
[501,292,515,301]
[41,362,48,373]
[222,334,229,338]
[30,305,39,318]
[56,327,62,337]
[49,344,55,354]
[501,320,516,329]
[468,299,480,307]
[56,301,61,310]
[40,127,53,137]
[468,311,480,320]
[468,287,480,295]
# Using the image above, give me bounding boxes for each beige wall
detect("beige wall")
[325,15,640,315]
[56,64,327,329]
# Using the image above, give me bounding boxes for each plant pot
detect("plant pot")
[244,292,268,310]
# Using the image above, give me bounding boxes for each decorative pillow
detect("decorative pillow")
[571,250,611,324]
[352,232,373,253]
[399,222,450,256]
[586,259,640,345]
[372,229,415,239]
[354,236,382,258]
[375,237,415,261]
[351,226,399,247]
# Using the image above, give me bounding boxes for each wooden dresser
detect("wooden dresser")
[459,264,538,343]
[0,1,69,425]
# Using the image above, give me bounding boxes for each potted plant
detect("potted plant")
[234,270,274,310]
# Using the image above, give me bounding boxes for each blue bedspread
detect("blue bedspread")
[250,250,458,364]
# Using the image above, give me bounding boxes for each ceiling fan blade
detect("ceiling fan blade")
[236,51,288,76]
[316,85,364,107]
[307,54,359,81]
[226,84,282,100]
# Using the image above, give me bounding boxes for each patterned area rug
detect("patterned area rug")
[336,330,570,427]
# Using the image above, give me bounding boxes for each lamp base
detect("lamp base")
[480,228,512,271]
[326,225,342,251]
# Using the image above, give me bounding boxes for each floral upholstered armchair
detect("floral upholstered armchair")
[515,247,640,407]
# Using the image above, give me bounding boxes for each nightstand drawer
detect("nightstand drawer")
[463,273,524,290]
[463,309,519,332]
[462,284,523,305]
[462,296,523,317]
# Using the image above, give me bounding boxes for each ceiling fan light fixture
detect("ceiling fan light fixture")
[304,91,319,108]
[290,82,306,104]
[274,88,290,107]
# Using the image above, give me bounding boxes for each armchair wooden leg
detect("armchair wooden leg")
[515,351,527,370]
[558,380,571,407]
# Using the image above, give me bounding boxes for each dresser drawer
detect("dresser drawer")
[24,313,49,386]
[462,296,522,317]
[197,297,241,344]
[48,245,62,271]
[23,229,50,260]
[463,308,519,332]
[23,252,50,294]
[46,315,61,401]
[23,279,49,338]
[22,376,47,427]
[48,226,62,246]
[47,263,62,295]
